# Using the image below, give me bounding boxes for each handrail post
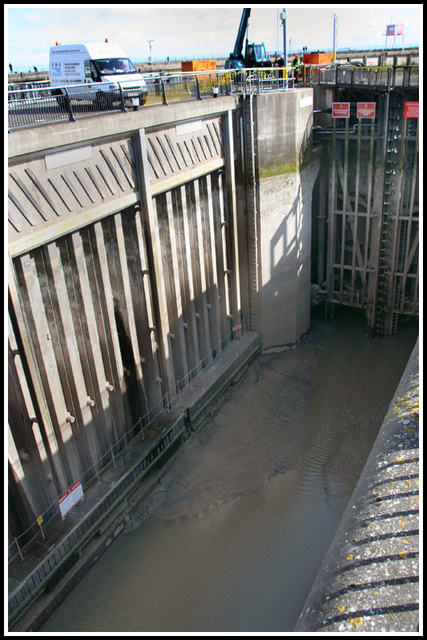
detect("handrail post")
[63,88,76,122]
[14,537,24,561]
[118,84,127,112]
[195,75,202,100]
[161,78,168,105]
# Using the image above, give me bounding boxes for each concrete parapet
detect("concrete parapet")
[8,94,240,161]
[294,337,419,632]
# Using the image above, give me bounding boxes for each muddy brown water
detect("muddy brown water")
[41,307,418,632]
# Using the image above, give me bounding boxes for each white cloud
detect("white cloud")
[6,4,421,70]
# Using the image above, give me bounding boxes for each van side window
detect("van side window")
[84,60,98,81]
[84,60,92,78]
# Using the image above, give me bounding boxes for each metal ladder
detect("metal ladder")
[243,93,261,333]
[373,95,402,337]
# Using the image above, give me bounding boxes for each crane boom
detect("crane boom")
[232,8,251,59]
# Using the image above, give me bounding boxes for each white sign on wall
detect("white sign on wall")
[176,120,203,136]
[58,480,84,518]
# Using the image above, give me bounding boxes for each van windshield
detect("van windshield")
[93,58,138,75]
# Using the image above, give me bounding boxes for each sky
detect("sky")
[6,4,422,70]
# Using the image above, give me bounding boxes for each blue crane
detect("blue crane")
[225,8,270,69]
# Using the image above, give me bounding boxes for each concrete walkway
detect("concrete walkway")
[294,338,420,633]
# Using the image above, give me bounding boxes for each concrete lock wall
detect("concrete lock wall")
[7,89,319,557]
[7,96,243,544]
[254,90,320,349]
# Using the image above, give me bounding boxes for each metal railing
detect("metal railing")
[8,66,418,131]
[8,415,186,624]
[7,69,296,131]
[302,64,419,90]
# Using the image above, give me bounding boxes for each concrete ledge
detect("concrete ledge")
[294,337,419,632]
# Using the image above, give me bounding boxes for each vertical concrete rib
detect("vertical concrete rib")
[14,252,81,485]
[122,209,161,413]
[82,225,124,446]
[113,212,144,385]
[210,170,229,344]
[203,174,222,355]
[184,180,210,367]
[42,243,95,478]
[101,213,149,430]
[163,190,189,388]
[179,184,201,378]
[135,129,176,402]
[92,221,127,407]
[8,268,68,494]
[193,178,212,365]
[59,233,110,460]
[8,342,52,517]
[100,216,135,429]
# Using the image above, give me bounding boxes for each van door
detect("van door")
[83,58,116,108]
[84,60,99,82]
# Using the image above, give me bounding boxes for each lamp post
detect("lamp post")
[280,8,287,84]
[332,13,338,62]
[147,39,154,64]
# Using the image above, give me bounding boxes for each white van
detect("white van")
[49,40,148,108]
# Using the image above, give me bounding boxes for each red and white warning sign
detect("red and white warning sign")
[357,102,376,119]
[332,102,350,118]
[403,102,419,119]
[58,480,84,518]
